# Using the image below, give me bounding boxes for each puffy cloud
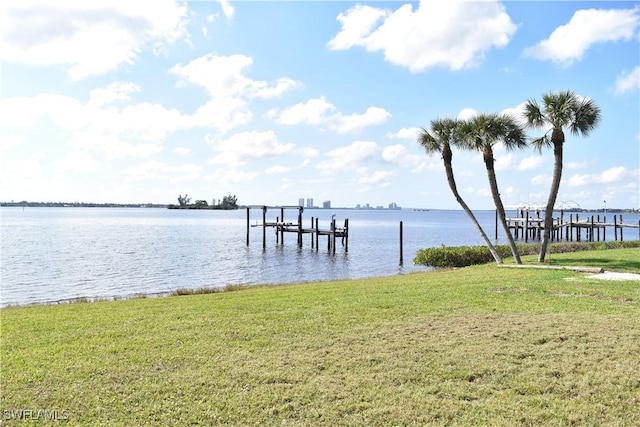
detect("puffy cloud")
[328,0,516,72]
[272,97,336,126]
[494,152,514,171]
[614,66,640,95]
[203,169,258,184]
[0,81,252,160]
[531,174,551,186]
[524,8,640,66]
[386,127,421,140]
[357,169,394,187]
[271,96,390,134]
[316,140,378,175]
[567,161,589,170]
[218,0,234,20]
[381,144,422,168]
[0,0,188,80]
[125,161,202,183]
[265,165,290,174]
[518,155,544,171]
[57,151,100,173]
[568,166,632,186]
[89,82,141,107]
[190,98,252,132]
[171,54,302,99]
[0,134,23,150]
[457,108,478,121]
[207,130,295,167]
[330,107,391,134]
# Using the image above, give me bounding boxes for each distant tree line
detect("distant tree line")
[167,194,238,210]
[0,201,166,208]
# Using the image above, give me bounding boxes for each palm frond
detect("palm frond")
[570,97,602,137]
[530,135,552,153]
[523,99,545,129]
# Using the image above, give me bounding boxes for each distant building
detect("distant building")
[306,198,314,208]
[322,200,331,209]
[389,202,400,210]
[298,198,304,207]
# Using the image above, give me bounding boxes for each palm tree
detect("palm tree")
[524,91,601,262]
[418,118,503,265]
[458,113,527,264]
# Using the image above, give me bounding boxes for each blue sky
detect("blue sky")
[1,0,638,210]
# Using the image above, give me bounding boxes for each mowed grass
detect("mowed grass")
[1,248,639,426]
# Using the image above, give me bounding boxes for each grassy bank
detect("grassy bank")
[1,248,639,425]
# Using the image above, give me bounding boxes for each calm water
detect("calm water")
[1,207,638,306]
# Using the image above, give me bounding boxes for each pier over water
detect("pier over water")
[246,206,349,254]
[503,209,640,243]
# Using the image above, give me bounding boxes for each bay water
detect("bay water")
[1,207,637,307]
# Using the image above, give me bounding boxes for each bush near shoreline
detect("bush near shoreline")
[414,240,640,268]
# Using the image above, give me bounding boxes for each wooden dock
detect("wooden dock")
[502,209,640,243]
[246,206,348,253]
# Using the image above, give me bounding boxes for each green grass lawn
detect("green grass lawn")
[1,248,639,426]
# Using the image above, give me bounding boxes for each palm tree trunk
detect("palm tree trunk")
[483,148,521,264]
[442,148,503,264]
[538,139,563,262]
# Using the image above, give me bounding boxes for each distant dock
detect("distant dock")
[503,209,640,243]
[246,206,348,253]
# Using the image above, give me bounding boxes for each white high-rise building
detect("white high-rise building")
[306,198,313,208]
[298,198,304,207]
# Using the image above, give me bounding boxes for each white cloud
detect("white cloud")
[171,54,302,99]
[125,161,202,183]
[386,127,421,140]
[208,130,295,167]
[500,102,528,125]
[0,0,188,80]
[518,155,544,171]
[218,0,234,20]
[0,82,255,160]
[271,96,390,134]
[357,169,394,187]
[89,82,141,107]
[190,98,252,132]
[316,141,378,175]
[68,132,162,159]
[2,152,46,181]
[328,0,516,72]
[568,166,632,187]
[299,147,320,159]
[0,133,23,150]
[175,147,191,156]
[381,144,422,168]
[567,161,589,170]
[457,108,478,121]
[531,174,550,186]
[265,166,290,174]
[204,169,258,184]
[272,97,336,126]
[524,8,640,66]
[494,152,513,171]
[57,151,100,173]
[614,66,640,95]
[330,107,391,134]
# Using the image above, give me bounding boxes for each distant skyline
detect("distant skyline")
[1,1,638,210]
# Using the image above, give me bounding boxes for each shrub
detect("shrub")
[414,240,640,268]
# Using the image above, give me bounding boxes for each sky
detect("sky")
[0,0,638,210]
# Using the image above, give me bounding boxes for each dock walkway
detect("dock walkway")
[503,209,639,243]
[246,205,348,253]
